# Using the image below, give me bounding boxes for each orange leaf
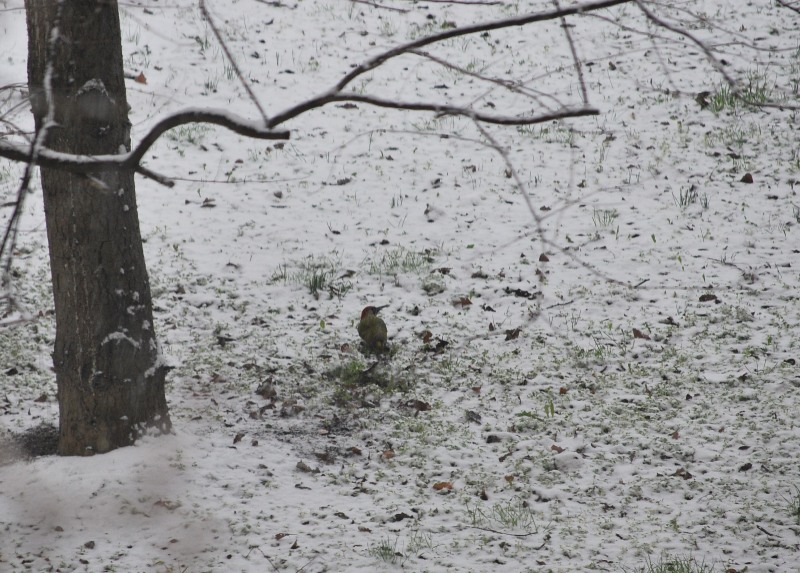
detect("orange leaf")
[433,481,453,490]
[134,72,147,84]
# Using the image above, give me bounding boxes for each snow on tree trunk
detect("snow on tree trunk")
[25,0,171,455]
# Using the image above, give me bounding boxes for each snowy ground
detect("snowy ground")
[2,0,800,571]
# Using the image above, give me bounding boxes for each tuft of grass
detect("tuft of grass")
[364,246,435,276]
[628,554,715,573]
[708,69,774,113]
[786,486,800,524]
[673,185,699,210]
[592,208,618,228]
[165,124,212,146]
[368,535,403,564]
[270,253,352,300]
[466,498,539,533]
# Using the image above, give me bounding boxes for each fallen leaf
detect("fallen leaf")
[433,481,453,490]
[154,499,182,511]
[296,461,314,473]
[551,444,565,454]
[633,328,650,340]
[233,432,244,444]
[740,173,753,183]
[134,72,147,84]
[673,467,693,480]
[381,449,395,460]
[504,328,521,341]
[408,399,431,412]
[539,253,549,262]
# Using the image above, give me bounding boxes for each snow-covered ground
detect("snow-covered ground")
[2,0,800,571]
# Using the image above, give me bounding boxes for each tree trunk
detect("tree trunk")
[25,0,171,455]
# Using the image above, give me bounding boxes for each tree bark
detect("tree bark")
[25,0,171,455]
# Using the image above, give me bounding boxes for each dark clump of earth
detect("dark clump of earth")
[0,422,59,463]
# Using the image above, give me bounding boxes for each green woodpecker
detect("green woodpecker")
[358,305,388,353]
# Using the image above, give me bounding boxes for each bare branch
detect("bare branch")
[127,109,289,166]
[350,0,410,13]
[199,0,270,125]
[553,0,589,106]
[776,0,800,15]
[331,94,599,125]
[267,0,633,128]
[0,109,289,182]
[633,0,736,88]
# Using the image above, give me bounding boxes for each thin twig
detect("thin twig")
[333,93,598,125]
[776,0,800,14]
[350,0,409,13]
[553,0,589,106]
[267,0,634,128]
[199,0,270,125]
[1,3,63,311]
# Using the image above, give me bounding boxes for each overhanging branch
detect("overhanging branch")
[267,0,633,127]
[0,109,289,184]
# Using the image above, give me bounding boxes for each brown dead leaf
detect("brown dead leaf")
[433,481,453,491]
[275,532,289,540]
[407,399,431,412]
[233,432,244,444]
[134,72,147,84]
[381,449,395,460]
[504,328,521,341]
[559,387,568,395]
[539,253,549,262]
[550,444,565,454]
[673,467,693,480]
[632,328,651,340]
[420,330,433,343]
[671,430,680,440]
[154,499,182,511]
